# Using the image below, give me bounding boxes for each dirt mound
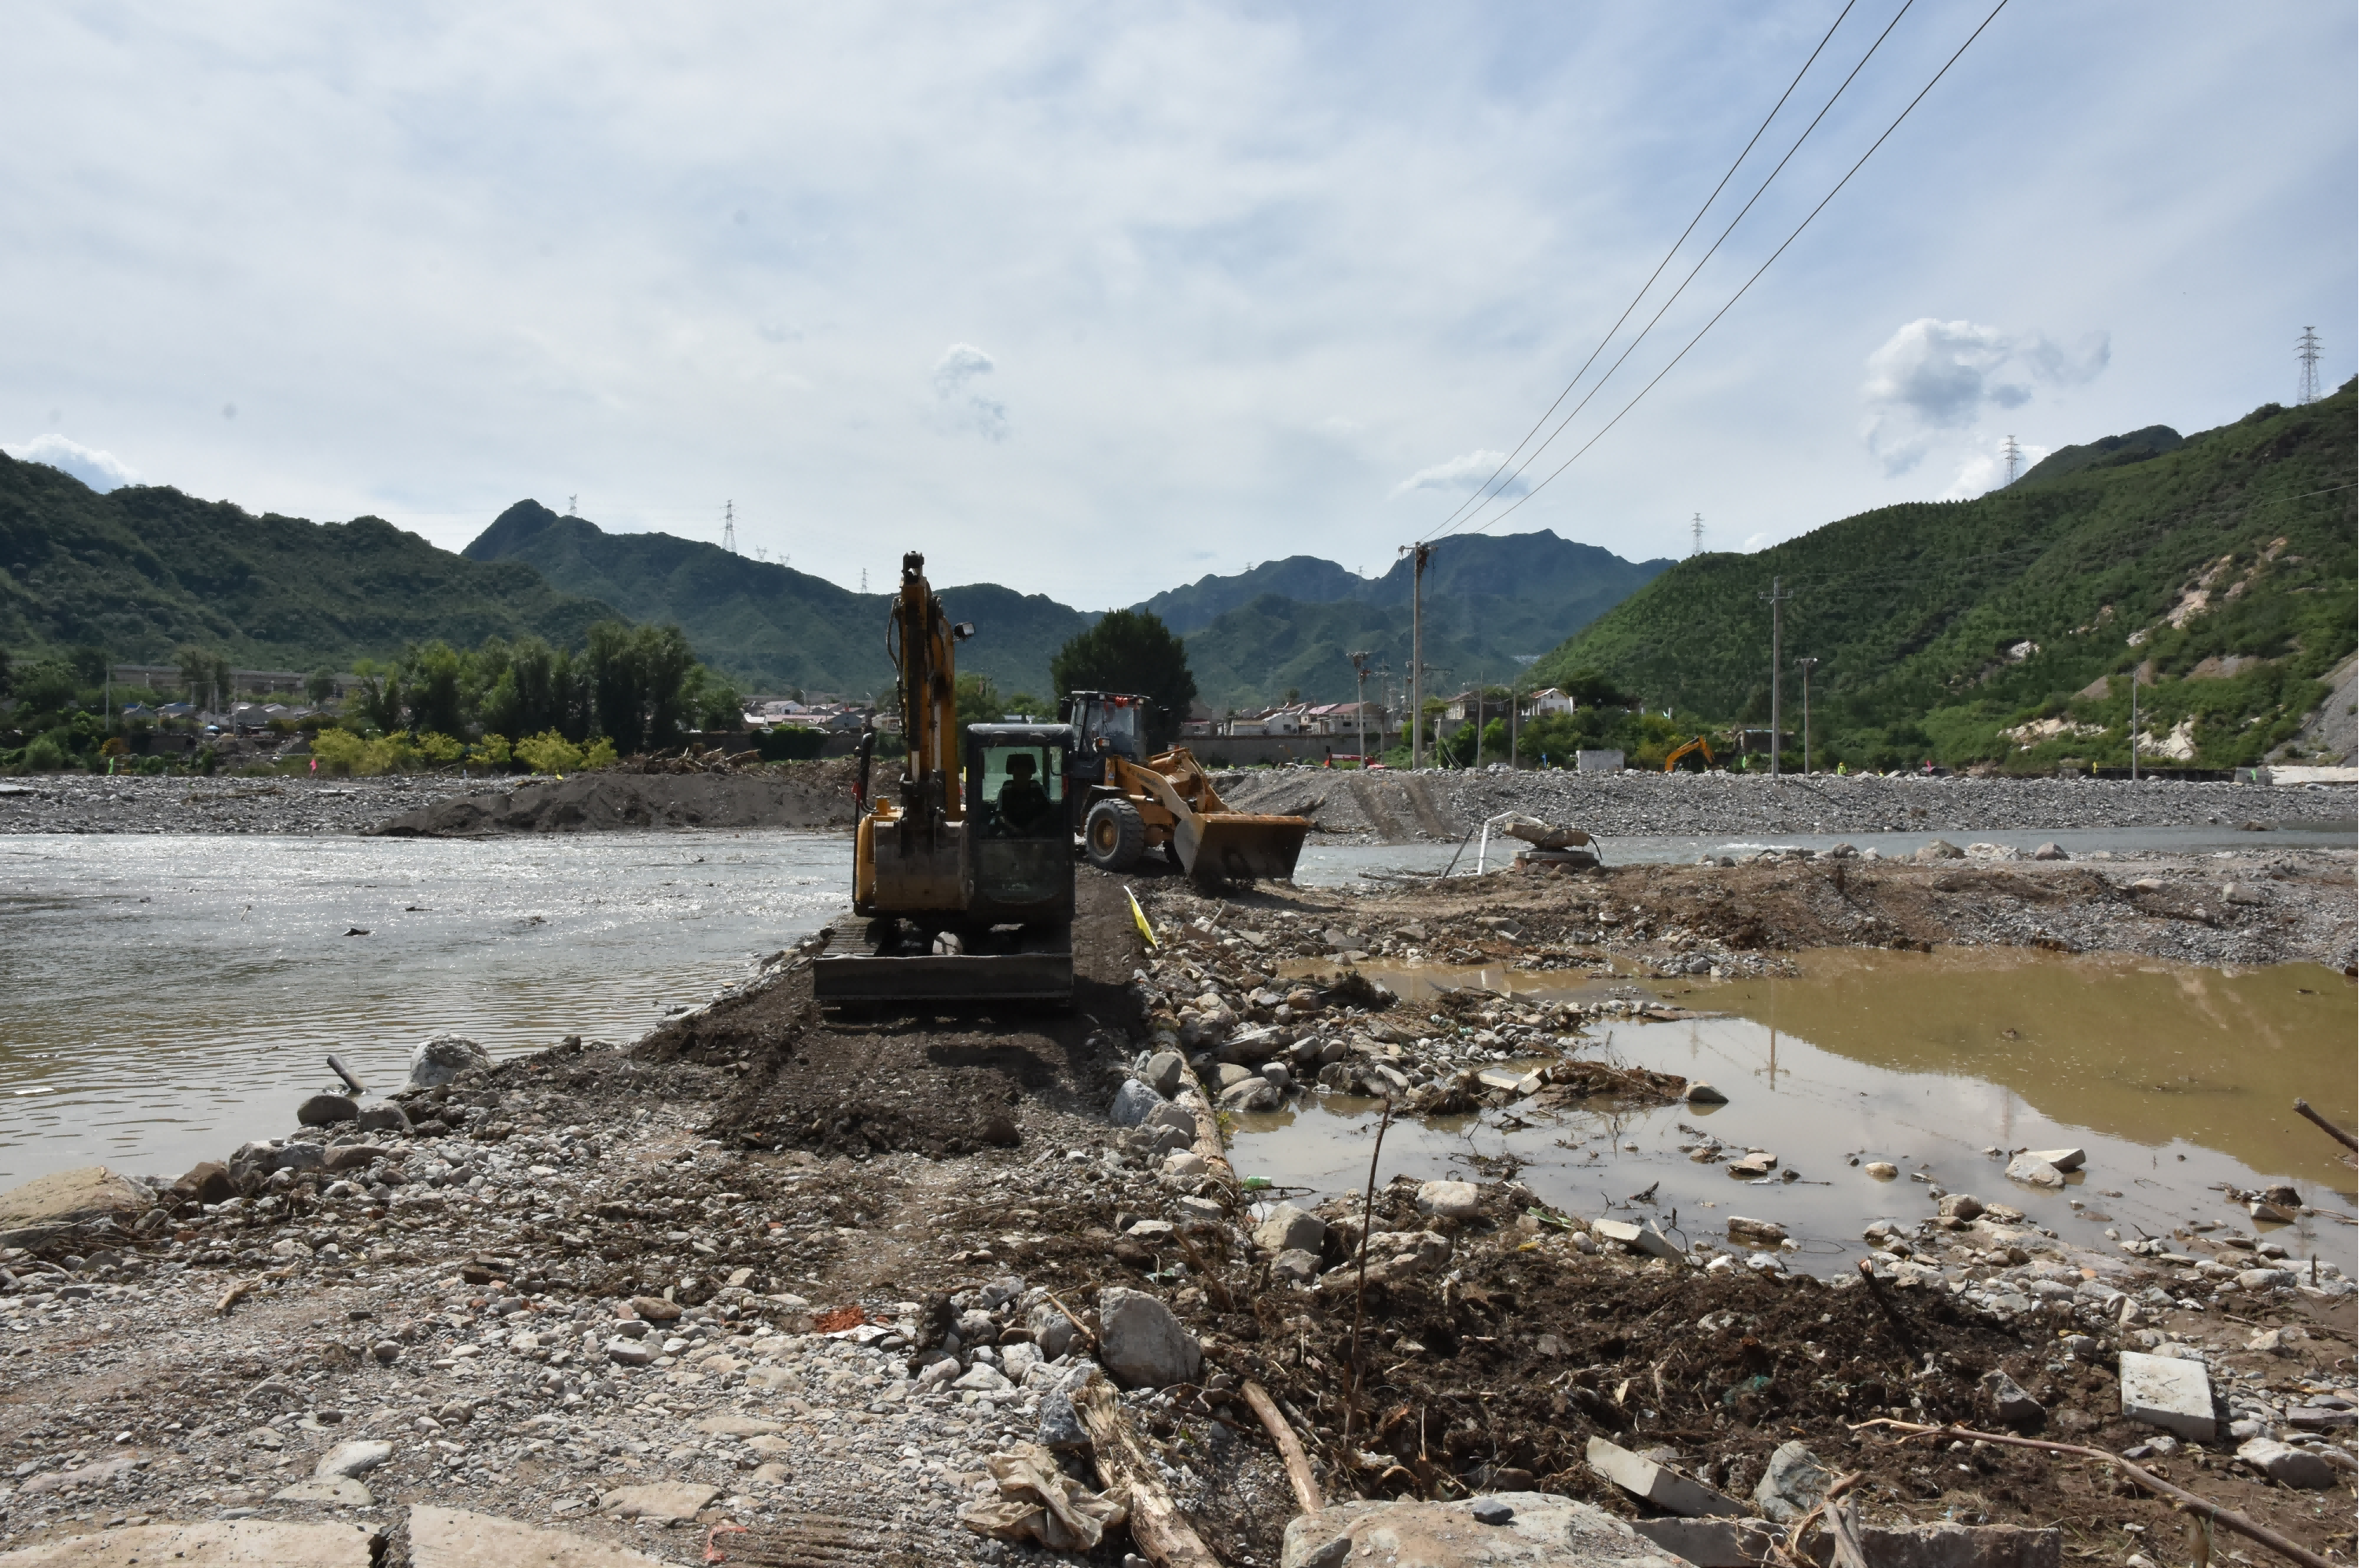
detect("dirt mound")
[369,759,862,836]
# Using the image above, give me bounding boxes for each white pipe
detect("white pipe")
[1475,821,1492,875]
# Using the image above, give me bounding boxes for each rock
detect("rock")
[1725,1217,1786,1246]
[2032,843,2069,860]
[1937,1193,1985,1221]
[409,1505,677,1566]
[0,1521,379,1566]
[1218,1075,1280,1111]
[1214,1063,1258,1091]
[1416,1181,1483,1221]
[605,1338,654,1366]
[1915,839,1964,861]
[1586,1436,1744,1517]
[173,1161,239,1204]
[600,1482,721,1522]
[297,1093,359,1126]
[694,1415,784,1436]
[1108,1080,1161,1128]
[1980,1370,2044,1424]
[1037,1387,1089,1451]
[273,1476,375,1506]
[1685,1082,1729,1105]
[1282,1492,1677,1568]
[1271,1249,1322,1285]
[356,1102,413,1135]
[629,1295,683,1322]
[1159,1151,1208,1181]
[371,1340,402,1364]
[1143,1051,1186,1096]
[314,1440,393,1478]
[954,1362,1015,1394]
[1472,1497,1517,1526]
[1591,1218,1681,1261]
[1629,1518,1789,1567]
[2021,1147,2085,1172]
[2118,1350,2216,1441]
[1027,1302,1078,1359]
[1863,1161,1899,1180]
[1752,1440,1832,1523]
[0,1166,154,1243]
[406,1034,493,1090]
[1096,1286,1203,1389]
[2004,1154,2065,1188]
[2236,1268,2297,1291]
[1725,1151,1777,1178]
[1175,1195,1225,1222]
[1254,1203,1327,1255]
[1144,1102,1197,1137]
[2237,1438,2336,1489]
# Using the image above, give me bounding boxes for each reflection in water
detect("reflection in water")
[1230,949,2355,1277]
[0,832,848,1184]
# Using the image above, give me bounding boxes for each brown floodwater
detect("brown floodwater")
[1238,949,2357,1276]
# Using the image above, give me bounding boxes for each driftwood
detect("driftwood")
[1853,1419,2332,1568]
[1241,1379,1322,1515]
[1075,1374,1223,1568]
[2293,1097,2358,1152]
[1175,1063,1236,1188]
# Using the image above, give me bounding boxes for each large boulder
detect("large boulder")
[1753,1440,1832,1523]
[1416,1181,1484,1221]
[1096,1287,1202,1389]
[1252,1203,1327,1256]
[0,1166,155,1246]
[1283,1492,1683,1568]
[406,1034,492,1090]
[1108,1079,1161,1128]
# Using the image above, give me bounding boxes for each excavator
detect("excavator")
[1062,690,1310,883]
[812,553,1075,1005]
[1662,735,1716,773]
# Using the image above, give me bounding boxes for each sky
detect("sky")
[3,2,2352,608]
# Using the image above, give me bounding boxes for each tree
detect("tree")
[0,646,12,700]
[1050,610,1198,749]
[305,666,340,707]
[584,620,700,754]
[402,641,467,739]
[175,645,230,710]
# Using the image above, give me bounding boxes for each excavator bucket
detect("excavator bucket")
[812,918,1072,1006]
[1174,811,1310,884]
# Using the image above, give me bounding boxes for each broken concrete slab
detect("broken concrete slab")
[1282,1490,1694,1568]
[1591,1218,1683,1261]
[2004,1155,2065,1188]
[2235,1438,2337,1489]
[2021,1148,2085,1173]
[2118,1350,2216,1441]
[1629,1517,1785,1566]
[1725,1216,1787,1246]
[1585,1436,1745,1518]
[597,1482,718,1521]
[0,1519,377,1566]
[409,1505,678,1566]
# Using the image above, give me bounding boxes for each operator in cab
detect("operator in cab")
[994,752,1056,835]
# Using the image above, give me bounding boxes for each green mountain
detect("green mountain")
[1528,384,2359,771]
[0,456,619,670]
[463,501,1094,700]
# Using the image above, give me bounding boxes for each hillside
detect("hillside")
[0,457,619,670]
[1528,384,2359,771]
[463,502,1094,700]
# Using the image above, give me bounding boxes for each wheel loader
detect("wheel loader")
[1062,690,1310,883]
[812,553,1075,1005]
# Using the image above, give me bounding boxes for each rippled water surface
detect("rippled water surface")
[0,832,848,1184]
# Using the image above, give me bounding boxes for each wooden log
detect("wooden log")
[1075,1374,1225,1568]
[1176,1063,1236,1187]
[2293,1098,2358,1152]
[1241,1379,1322,1515]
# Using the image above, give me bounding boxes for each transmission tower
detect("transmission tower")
[566,494,578,516]
[1690,513,1704,557]
[2296,327,2322,405]
[722,501,737,555]
[2001,436,2023,487]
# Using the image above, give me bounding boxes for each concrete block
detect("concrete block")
[2022,1148,2085,1172]
[1585,1436,1745,1517]
[1592,1218,1683,1261]
[1630,1518,1783,1566]
[2118,1350,2215,1441]
[0,1520,377,1566]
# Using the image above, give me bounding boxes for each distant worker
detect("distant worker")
[996,753,1053,834]
[1835,760,1847,776]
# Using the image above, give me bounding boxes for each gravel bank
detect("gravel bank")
[0,777,490,835]
[1212,767,2359,843]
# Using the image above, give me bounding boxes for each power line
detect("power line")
[1429,0,1920,545]
[1444,0,2014,542]
[1424,0,1865,539]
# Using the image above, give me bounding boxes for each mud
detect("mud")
[370,760,862,837]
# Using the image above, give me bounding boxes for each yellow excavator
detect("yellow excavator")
[813,553,1075,1005]
[1063,691,1310,883]
[1662,734,1716,773]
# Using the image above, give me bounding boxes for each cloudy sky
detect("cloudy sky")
[4,3,2351,605]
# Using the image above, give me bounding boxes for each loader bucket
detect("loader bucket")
[1175,812,1310,884]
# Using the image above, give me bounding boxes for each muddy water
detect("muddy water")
[0,832,845,1186]
[1231,950,2357,1276]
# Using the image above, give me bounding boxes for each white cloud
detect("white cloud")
[1744,531,1777,552]
[1389,450,1530,501]
[1861,320,2111,475]
[1943,437,2052,501]
[931,343,1008,442]
[3,433,138,491]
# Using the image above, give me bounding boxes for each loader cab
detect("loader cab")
[1063,692,1148,764]
[964,723,1077,925]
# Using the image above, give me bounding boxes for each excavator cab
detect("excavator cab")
[965,724,1077,925]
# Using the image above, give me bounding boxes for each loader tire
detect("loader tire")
[1083,799,1148,872]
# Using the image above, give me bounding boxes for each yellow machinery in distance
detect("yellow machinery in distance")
[1063,691,1310,883]
[1663,735,1716,773]
[814,552,1075,1005]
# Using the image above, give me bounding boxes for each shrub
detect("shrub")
[417,732,466,766]
[24,736,67,771]
[311,728,371,777]
[514,729,584,775]
[582,736,618,769]
[471,733,512,768]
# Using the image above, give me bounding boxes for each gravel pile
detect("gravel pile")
[0,777,491,835]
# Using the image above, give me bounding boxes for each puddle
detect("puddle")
[1229,949,2357,1276]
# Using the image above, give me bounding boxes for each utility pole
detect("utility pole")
[1348,651,1372,766]
[2001,436,2023,487]
[1690,513,1704,557]
[2129,664,2140,783]
[1795,656,1818,774]
[1407,543,1433,769]
[1508,674,1519,769]
[1759,576,1791,777]
[1472,685,1483,769]
[722,501,737,555]
[2296,327,2322,405]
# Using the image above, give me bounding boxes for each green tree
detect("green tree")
[1049,609,1198,749]
[585,620,699,754]
[67,646,109,689]
[305,666,340,707]
[402,641,468,739]
[347,660,406,734]
[175,645,230,710]
[0,646,11,700]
